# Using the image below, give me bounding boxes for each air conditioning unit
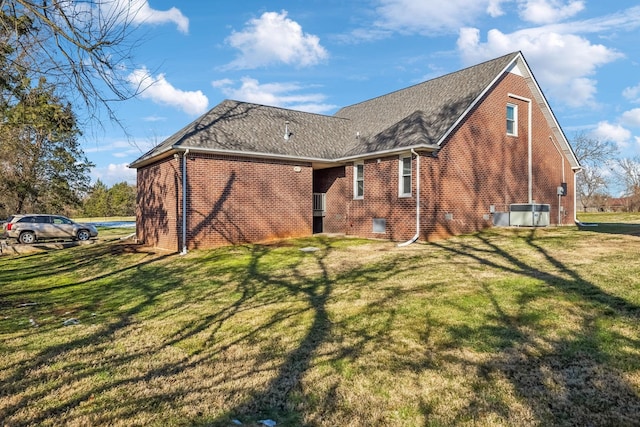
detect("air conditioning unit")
[509,204,550,227]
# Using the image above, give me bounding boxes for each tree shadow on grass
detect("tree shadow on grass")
[5,231,638,426]
[1,237,415,426]
[431,230,640,425]
[205,238,416,425]
[0,242,181,424]
[577,222,640,237]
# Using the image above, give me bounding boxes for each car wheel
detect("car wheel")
[77,229,91,241]
[19,231,36,244]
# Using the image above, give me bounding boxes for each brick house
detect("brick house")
[130,51,581,252]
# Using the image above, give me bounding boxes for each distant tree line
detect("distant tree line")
[82,180,136,217]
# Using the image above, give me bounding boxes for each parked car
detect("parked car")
[3,214,98,244]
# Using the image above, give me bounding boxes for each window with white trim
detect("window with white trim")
[506,103,517,136]
[399,156,412,197]
[354,162,364,199]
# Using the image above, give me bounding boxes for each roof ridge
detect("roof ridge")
[336,51,519,114]
[219,99,347,120]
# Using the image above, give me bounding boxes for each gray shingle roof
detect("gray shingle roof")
[337,52,519,156]
[130,52,520,167]
[130,100,354,166]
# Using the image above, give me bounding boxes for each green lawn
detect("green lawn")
[1,225,639,426]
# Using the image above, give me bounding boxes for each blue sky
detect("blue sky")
[82,0,640,187]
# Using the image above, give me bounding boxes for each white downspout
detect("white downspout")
[398,149,420,247]
[574,169,583,226]
[509,94,532,203]
[180,149,190,255]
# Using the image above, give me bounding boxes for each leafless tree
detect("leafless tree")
[614,157,640,211]
[1,0,148,125]
[571,132,619,211]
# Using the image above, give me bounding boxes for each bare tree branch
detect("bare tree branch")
[2,0,151,128]
[571,132,619,211]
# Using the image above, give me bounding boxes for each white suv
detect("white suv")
[3,214,98,244]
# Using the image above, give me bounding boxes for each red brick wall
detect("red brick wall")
[315,71,575,242]
[314,156,417,240]
[185,154,312,249]
[136,156,181,251]
[420,71,575,241]
[138,154,313,251]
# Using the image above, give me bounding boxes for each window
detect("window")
[399,156,412,197]
[373,218,386,233]
[354,162,364,199]
[506,103,517,136]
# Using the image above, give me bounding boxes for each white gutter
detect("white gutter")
[180,149,190,255]
[175,143,438,165]
[336,144,438,163]
[509,93,532,203]
[398,149,420,247]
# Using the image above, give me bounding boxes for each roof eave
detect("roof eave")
[515,55,581,169]
[130,145,337,169]
[131,142,442,169]
[128,146,176,169]
[335,143,439,162]
[436,53,520,147]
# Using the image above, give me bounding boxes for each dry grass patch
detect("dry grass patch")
[1,228,639,426]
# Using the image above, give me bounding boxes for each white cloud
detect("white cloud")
[212,77,337,114]
[487,0,508,17]
[623,83,640,102]
[142,115,166,122]
[518,0,584,24]
[621,109,640,128]
[83,138,156,158]
[373,0,508,35]
[457,27,621,107]
[128,67,208,115]
[105,0,189,33]
[225,11,328,69]
[589,121,632,148]
[91,163,137,186]
[555,5,640,33]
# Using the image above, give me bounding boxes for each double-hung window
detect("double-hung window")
[399,156,412,197]
[506,103,517,136]
[354,162,364,199]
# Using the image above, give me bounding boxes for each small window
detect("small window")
[506,103,517,136]
[399,156,412,197]
[354,162,364,199]
[373,218,386,233]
